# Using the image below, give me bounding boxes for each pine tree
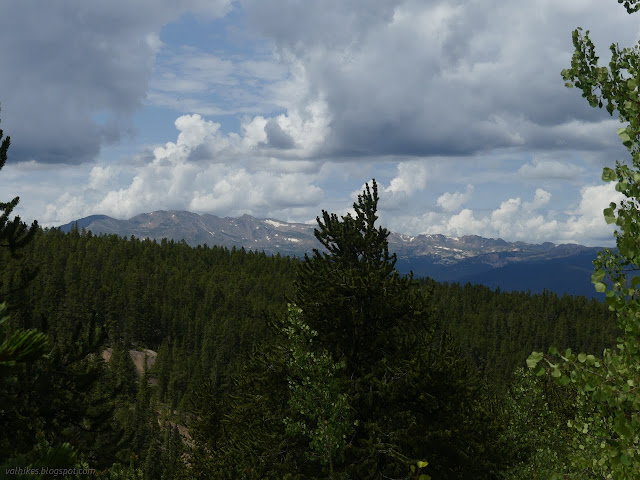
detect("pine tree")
[0,103,129,473]
[292,179,502,478]
[0,103,44,366]
[0,103,77,471]
[0,105,38,259]
[295,179,432,373]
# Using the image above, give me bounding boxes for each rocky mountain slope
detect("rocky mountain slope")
[59,210,606,298]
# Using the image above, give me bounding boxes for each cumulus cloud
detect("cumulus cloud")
[265,118,296,149]
[3,0,634,167]
[381,183,623,246]
[444,209,487,236]
[384,161,429,196]
[4,0,635,252]
[0,0,231,164]
[41,112,325,223]
[88,166,116,190]
[524,188,552,210]
[189,170,323,212]
[43,192,88,224]
[345,161,431,210]
[437,185,473,212]
[6,3,624,154]
[241,0,634,159]
[562,183,625,243]
[380,161,429,209]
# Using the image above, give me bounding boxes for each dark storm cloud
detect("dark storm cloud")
[244,0,638,159]
[243,0,400,54]
[0,0,230,164]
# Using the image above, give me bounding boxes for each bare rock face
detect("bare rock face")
[102,348,157,376]
[59,210,599,263]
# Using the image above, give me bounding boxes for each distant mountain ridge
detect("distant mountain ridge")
[59,210,606,299]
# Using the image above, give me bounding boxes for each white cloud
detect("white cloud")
[444,209,488,236]
[437,185,473,212]
[518,158,583,179]
[189,170,323,212]
[42,193,88,224]
[490,198,522,237]
[4,0,636,252]
[346,161,431,211]
[561,183,625,243]
[88,166,115,189]
[384,161,429,196]
[382,183,622,246]
[175,114,223,148]
[50,113,325,221]
[524,188,552,210]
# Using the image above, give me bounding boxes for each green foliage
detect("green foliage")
[294,180,432,476]
[0,107,44,369]
[0,102,131,476]
[498,368,574,479]
[618,0,640,14]
[0,185,619,478]
[189,332,297,479]
[0,104,85,474]
[295,180,430,368]
[186,180,516,479]
[0,303,48,366]
[527,4,640,477]
[292,180,507,478]
[409,460,431,480]
[420,279,618,386]
[0,104,37,260]
[283,304,353,479]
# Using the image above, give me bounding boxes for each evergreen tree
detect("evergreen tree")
[295,180,431,367]
[0,103,78,472]
[291,179,504,478]
[0,105,37,259]
[193,180,514,478]
[0,103,44,367]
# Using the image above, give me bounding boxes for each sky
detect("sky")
[1,0,638,247]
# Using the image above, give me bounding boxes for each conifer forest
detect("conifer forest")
[4,2,640,478]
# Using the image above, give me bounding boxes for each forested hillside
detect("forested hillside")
[1,224,616,388]
[58,210,607,300]
[0,185,619,478]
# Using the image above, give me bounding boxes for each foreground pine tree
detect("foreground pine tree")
[0,104,78,472]
[191,180,508,479]
[0,104,131,477]
[295,180,510,478]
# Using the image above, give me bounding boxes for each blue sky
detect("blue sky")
[0,0,637,246]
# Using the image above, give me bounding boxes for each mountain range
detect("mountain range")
[59,210,606,299]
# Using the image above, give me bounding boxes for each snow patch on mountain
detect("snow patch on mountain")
[264,219,287,228]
